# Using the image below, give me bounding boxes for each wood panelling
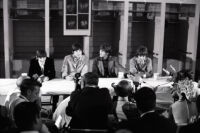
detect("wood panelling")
[128,21,155,59]
[163,20,188,60]
[92,20,120,58]
[13,20,45,59]
[50,20,83,59]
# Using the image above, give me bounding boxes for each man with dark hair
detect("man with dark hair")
[112,80,139,122]
[61,43,88,80]
[14,102,50,133]
[28,49,55,82]
[131,87,176,133]
[129,45,153,78]
[9,79,42,121]
[66,72,112,129]
[92,44,125,77]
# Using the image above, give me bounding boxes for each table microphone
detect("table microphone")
[162,68,170,76]
[74,73,81,91]
[170,65,176,73]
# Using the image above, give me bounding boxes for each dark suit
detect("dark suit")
[138,112,176,133]
[28,57,58,112]
[179,119,200,133]
[66,87,113,129]
[28,57,55,79]
[127,112,176,133]
[92,56,126,77]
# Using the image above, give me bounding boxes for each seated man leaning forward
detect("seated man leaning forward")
[92,44,126,77]
[129,45,153,78]
[61,43,88,80]
[66,72,112,129]
[28,49,55,83]
[9,79,41,122]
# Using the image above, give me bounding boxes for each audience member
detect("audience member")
[167,69,199,126]
[4,75,30,114]
[9,79,42,122]
[129,45,153,78]
[0,105,11,133]
[61,43,88,80]
[28,50,55,83]
[14,102,50,133]
[179,95,200,133]
[92,44,126,77]
[112,80,139,122]
[66,72,112,129]
[131,87,176,133]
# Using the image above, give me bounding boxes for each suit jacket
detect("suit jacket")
[28,57,55,79]
[129,57,153,78]
[61,55,88,78]
[92,56,126,77]
[179,119,200,133]
[66,87,113,129]
[132,112,176,133]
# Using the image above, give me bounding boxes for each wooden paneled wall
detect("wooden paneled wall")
[50,20,83,59]
[13,20,45,59]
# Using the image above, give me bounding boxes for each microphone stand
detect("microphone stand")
[74,73,81,91]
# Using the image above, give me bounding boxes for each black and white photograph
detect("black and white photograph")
[1,0,200,133]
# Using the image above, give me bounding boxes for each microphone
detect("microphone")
[178,49,192,55]
[74,73,81,91]
[162,68,170,76]
[75,73,81,80]
[170,65,176,73]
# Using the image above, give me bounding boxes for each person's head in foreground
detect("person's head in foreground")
[134,87,156,114]
[14,102,43,132]
[113,80,133,98]
[20,79,41,102]
[16,75,30,87]
[99,44,112,59]
[72,43,83,59]
[81,72,99,88]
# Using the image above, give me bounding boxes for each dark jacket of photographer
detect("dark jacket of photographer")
[66,86,112,129]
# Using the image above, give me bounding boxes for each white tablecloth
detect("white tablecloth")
[0,77,173,96]
[0,78,135,96]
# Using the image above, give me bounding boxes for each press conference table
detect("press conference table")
[0,77,173,95]
[0,77,174,106]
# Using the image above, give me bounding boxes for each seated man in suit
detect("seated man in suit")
[9,79,42,122]
[28,50,58,112]
[66,72,112,129]
[92,44,125,77]
[131,87,176,133]
[129,45,153,78]
[28,50,55,83]
[61,43,88,80]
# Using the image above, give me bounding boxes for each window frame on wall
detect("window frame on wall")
[63,0,91,35]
